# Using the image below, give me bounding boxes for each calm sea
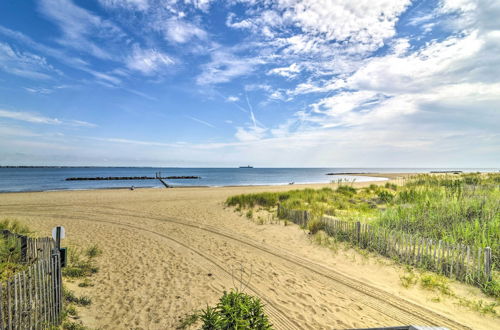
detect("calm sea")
[0,167,497,192]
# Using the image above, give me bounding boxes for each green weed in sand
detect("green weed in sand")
[200,290,272,329]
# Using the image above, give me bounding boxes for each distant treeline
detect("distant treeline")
[65,176,200,181]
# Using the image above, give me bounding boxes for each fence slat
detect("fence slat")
[0,284,4,330]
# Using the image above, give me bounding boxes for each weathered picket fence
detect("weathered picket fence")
[277,205,493,284]
[1,232,62,329]
[2,230,55,264]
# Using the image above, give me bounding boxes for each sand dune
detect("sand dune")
[0,179,498,329]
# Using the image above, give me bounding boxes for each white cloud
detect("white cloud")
[185,115,215,128]
[98,0,150,11]
[235,126,267,142]
[226,96,240,102]
[162,19,207,44]
[39,0,125,59]
[125,45,174,75]
[0,25,88,69]
[24,87,53,94]
[227,0,412,56]
[346,31,493,94]
[267,63,300,78]
[0,42,57,80]
[197,49,264,85]
[184,0,214,12]
[0,109,96,127]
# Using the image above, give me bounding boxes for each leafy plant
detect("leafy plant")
[85,244,102,258]
[419,273,452,296]
[63,245,100,278]
[200,290,273,329]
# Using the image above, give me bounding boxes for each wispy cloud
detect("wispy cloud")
[185,115,215,128]
[161,18,208,44]
[125,45,174,75]
[98,0,150,11]
[39,0,125,60]
[0,109,96,127]
[0,42,58,80]
[197,48,265,85]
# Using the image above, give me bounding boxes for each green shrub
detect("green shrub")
[63,245,101,278]
[78,279,93,287]
[85,244,102,258]
[64,287,92,306]
[0,219,30,234]
[420,273,452,296]
[385,183,397,191]
[200,290,272,329]
[63,267,87,278]
[61,321,89,330]
[307,219,327,234]
[481,280,500,299]
[0,237,22,264]
[377,190,394,203]
[336,185,356,196]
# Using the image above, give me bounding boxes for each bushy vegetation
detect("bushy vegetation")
[227,173,500,297]
[0,219,30,234]
[227,182,382,220]
[62,244,101,278]
[375,174,500,260]
[0,219,30,280]
[200,290,273,329]
[227,173,499,260]
[399,267,499,316]
[62,244,102,329]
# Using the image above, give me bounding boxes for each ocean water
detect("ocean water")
[0,167,497,192]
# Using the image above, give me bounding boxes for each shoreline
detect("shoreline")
[0,175,390,194]
[1,170,498,194]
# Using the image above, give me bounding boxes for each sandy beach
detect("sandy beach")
[0,177,498,329]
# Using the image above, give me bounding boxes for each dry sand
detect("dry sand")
[0,176,498,329]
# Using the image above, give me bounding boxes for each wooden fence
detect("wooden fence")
[2,230,55,264]
[277,205,493,284]
[1,233,62,329]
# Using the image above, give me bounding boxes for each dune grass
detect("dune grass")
[227,173,499,259]
[374,174,499,258]
[226,181,385,220]
[226,173,500,297]
[0,219,31,280]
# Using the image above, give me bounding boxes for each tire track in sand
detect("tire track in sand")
[86,206,471,330]
[11,205,469,330]
[28,212,302,330]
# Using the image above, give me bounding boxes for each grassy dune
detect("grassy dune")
[227,173,500,296]
[228,173,499,254]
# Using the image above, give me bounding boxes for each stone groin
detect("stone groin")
[65,176,200,181]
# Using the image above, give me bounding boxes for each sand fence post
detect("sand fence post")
[355,222,361,246]
[484,247,492,282]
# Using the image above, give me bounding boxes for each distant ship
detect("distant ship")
[239,165,254,168]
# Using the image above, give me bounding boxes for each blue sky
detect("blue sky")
[0,0,499,167]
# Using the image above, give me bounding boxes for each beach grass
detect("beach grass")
[0,219,30,280]
[227,173,500,296]
[227,173,499,258]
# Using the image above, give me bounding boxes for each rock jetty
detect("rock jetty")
[65,176,200,181]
